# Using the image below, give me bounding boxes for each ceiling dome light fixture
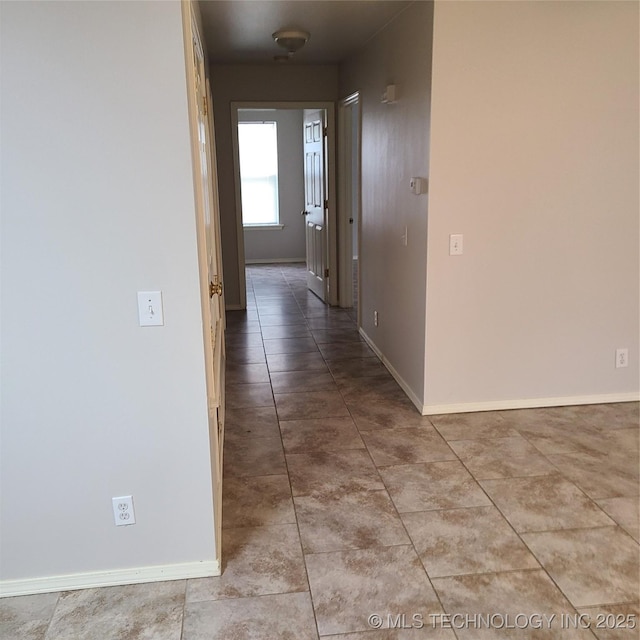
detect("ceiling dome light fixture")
[272,29,310,58]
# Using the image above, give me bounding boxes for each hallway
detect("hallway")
[189,264,639,638]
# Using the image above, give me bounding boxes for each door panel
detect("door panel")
[190,15,225,567]
[303,110,327,301]
[206,77,226,520]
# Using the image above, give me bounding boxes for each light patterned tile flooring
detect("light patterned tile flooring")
[1,263,638,640]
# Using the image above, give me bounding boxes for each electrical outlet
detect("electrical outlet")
[374,311,379,327]
[112,496,136,526]
[615,348,628,368]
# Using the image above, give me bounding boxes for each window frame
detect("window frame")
[237,120,281,229]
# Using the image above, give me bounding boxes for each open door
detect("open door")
[204,74,226,565]
[183,4,225,571]
[338,92,361,321]
[303,109,328,301]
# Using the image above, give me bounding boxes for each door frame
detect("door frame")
[337,92,362,322]
[230,101,338,307]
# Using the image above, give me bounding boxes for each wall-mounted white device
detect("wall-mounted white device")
[381,84,397,104]
[449,234,464,255]
[616,348,629,368]
[112,495,136,526]
[410,177,427,195]
[137,291,164,326]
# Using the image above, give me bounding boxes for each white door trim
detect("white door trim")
[230,101,338,307]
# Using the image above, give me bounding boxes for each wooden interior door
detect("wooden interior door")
[190,14,225,568]
[303,109,327,301]
[205,75,226,556]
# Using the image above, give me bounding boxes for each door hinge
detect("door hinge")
[324,199,329,210]
[203,96,208,116]
[323,126,327,137]
[324,268,329,278]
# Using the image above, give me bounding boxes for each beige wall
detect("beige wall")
[340,2,434,404]
[210,64,339,307]
[425,0,639,410]
[1,0,216,590]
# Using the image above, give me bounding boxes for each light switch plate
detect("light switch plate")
[449,234,463,256]
[138,291,164,326]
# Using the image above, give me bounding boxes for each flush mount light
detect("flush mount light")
[272,29,310,58]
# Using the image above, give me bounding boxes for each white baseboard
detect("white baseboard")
[245,258,305,264]
[357,329,639,416]
[0,560,220,598]
[422,392,640,416]
[358,328,424,412]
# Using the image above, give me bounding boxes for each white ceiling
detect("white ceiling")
[198,1,412,64]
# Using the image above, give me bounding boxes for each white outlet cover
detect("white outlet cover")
[112,495,136,526]
[616,348,629,368]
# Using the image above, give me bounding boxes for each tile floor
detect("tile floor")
[2,263,638,639]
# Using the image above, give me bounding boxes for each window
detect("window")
[238,121,279,226]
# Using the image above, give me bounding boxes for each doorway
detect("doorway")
[231,101,338,309]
